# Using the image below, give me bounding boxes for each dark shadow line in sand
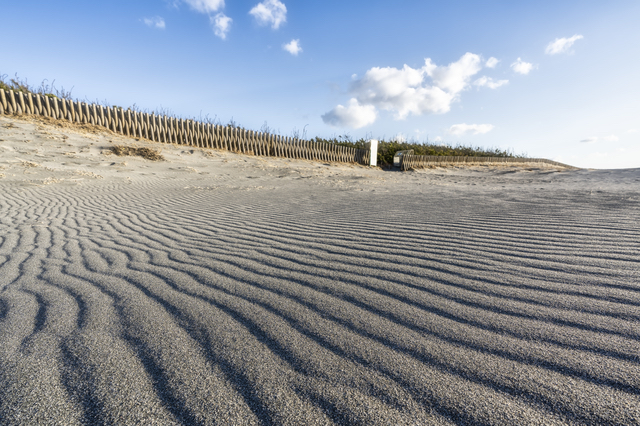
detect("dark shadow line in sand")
[99,192,639,302]
[183,234,640,311]
[179,201,640,261]
[220,247,640,342]
[80,224,640,368]
[123,332,204,426]
[338,292,640,395]
[89,212,637,393]
[71,264,277,426]
[180,250,640,366]
[73,208,640,371]
[124,248,613,424]
[41,266,91,331]
[250,211,640,261]
[121,275,286,426]
[266,294,616,425]
[21,289,47,337]
[58,341,110,426]
[58,266,218,426]
[0,297,7,322]
[174,271,583,425]
[178,216,640,298]
[252,243,640,315]
[123,263,472,426]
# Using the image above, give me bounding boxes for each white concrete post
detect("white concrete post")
[367,139,378,166]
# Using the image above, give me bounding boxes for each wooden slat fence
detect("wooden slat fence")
[401,155,576,171]
[0,89,370,165]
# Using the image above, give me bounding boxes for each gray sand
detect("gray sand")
[1,115,639,425]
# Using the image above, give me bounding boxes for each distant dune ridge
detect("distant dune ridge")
[1,114,639,425]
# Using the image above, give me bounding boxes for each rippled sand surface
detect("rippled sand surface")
[1,115,639,425]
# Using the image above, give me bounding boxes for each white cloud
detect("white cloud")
[429,52,483,93]
[249,0,287,29]
[448,123,494,136]
[545,34,584,55]
[283,39,302,55]
[183,0,225,13]
[580,137,598,143]
[485,57,500,68]
[321,98,377,129]
[322,53,505,128]
[211,13,232,39]
[143,16,166,29]
[474,76,509,89]
[628,129,638,134]
[433,136,443,142]
[603,135,619,143]
[349,63,452,119]
[349,53,481,120]
[511,58,534,75]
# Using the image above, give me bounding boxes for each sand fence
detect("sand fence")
[0,88,370,165]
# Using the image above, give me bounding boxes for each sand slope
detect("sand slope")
[1,115,640,425]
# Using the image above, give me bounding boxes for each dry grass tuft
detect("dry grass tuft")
[110,145,165,161]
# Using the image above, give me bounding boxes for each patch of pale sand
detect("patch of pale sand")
[1,114,640,424]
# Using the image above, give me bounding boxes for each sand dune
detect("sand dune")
[1,115,639,425]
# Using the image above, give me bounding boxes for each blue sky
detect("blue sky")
[3,0,639,168]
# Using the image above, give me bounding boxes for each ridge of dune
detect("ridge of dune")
[1,114,639,425]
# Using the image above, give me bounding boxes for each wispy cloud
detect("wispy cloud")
[143,16,166,29]
[283,39,302,55]
[182,0,225,14]
[545,34,584,55]
[448,123,494,136]
[580,137,598,143]
[474,76,508,89]
[511,58,534,75]
[250,0,287,29]
[321,98,377,129]
[485,57,499,68]
[176,0,230,38]
[211,13,232,39]
[603,135,619,143]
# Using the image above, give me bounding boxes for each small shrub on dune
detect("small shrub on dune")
[110,146,165,161]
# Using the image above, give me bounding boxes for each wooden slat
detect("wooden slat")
[7,91,17,114]
[17,92,26,115]
[0,89,7,112]
[26,93,35,115]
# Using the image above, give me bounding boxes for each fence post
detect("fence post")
[366,139,378,166]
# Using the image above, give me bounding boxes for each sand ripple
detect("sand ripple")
[1,172,639,425]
